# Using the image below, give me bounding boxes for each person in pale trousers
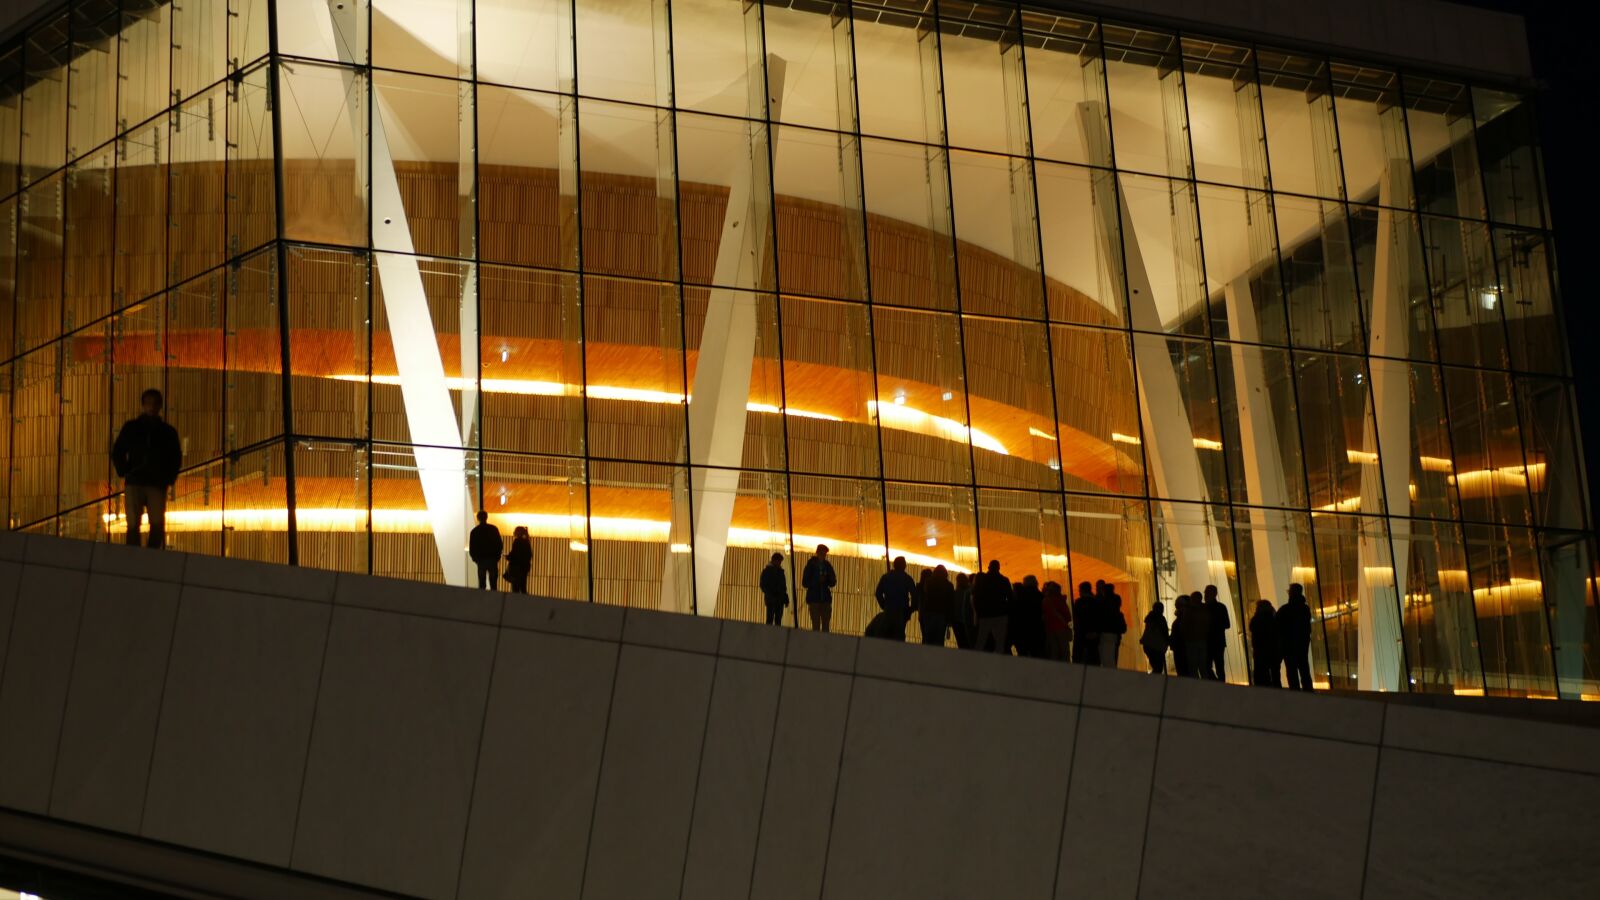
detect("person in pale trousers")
[111,388,182,549]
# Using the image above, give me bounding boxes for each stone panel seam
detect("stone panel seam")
[285,583,342,872]
[813,640,861,900]
[42,563,96,818]
[675,644,724,899]
[450,593,509,900]
[1130,677,1168,900]
[743,650,792,900]
[136,557,192,834]
[576,626,629,899]
[1047,675,1092,898]
[1356,706,1388,899]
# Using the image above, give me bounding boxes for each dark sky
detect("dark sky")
[1460,1,1600,527]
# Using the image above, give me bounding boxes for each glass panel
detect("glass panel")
[788,473,885,636]
[296,440,369,574]
[477,85,577,270]
[963,315,1056,489]
[885,480,977,641]
[482,452,589,600]
[862,137,956,310]
[1257,48,1342,200]
[1036,161,1125,326]
[1295,351,1382,515]
[1134,333,1226,502]
[1228,506,1325,678]
[22,14,69,186]
[1473,87,1545,228]
[373,71,474,260]
[118,0,171,131]
[223,442,289,564]
[61,321,110,519]
[166,270,225,470]
[1493,227,1562,375]
[0,364,9,526]
[1444,366,1532,527]
[578,98,678,281]
[371,254,470,446]
[1331,62,1411,209]
[1150,499,1243,676]
[1120,173,1206,336]
[1308,512,1400,691]
[1021,10,1104,167]
[1214,340,1309,510]
[1515,376,1585,531]
[169,85,228,285]
[976,487,1068,596]
[583,275,685,463]
[2,48,22,197]
[683,288,784,470]
[373,0,469,79]
[1064,492,1152,669]
[1103,22,1190,179]
[1396,517,1484,694]
[115,117,167,307]
[700,468,791,624]
[949,149,1043,319]
[1422,216,1506,369]
[852,0,941,144]
[286,245,369,439]
[226,248,282,453]
[939,0,1029,156]
[761,0,855,132]
[64,146,115,333]
[1363,359,1458,522]
[477,0,572,92]
[279,63,368,248]
[589,459,692,611]
[480,265,583,457]
[779,296,878,478]
[1402,76,1483,219]
[575,0,671,106]
[873,306,971,485]
[0,196,13,357]
[1049,323,1143,495]
[773,125,868,303]
[1197,183,1286,344]
[1350,202,1434,361]
[172,0,229,98]
[1537,531,1598,700]
[231,0,273,74]
[1276,194,1361,352]
[228,62,277,258]
[1181,36,1266,189]
[68,0,119,160]
[110,297,165,454]
[10,344,59,527]
[671,0,764,118]
[1465,523,1556,697]
[16,173,64,354]
[677,111,775,292]
[165,457,223,556]
[277,0,368,64]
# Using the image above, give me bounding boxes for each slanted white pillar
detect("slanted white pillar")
[1356,162,1412,691]
[1223,277,1300,617]
[660,58,786,616]
[328,0,472,585]
[1079,101,1245,678]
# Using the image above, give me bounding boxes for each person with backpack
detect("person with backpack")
[760,553,789,626]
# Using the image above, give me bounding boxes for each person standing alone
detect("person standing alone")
[760,553,789,626]
[801,544,837,632]
[111,388,182,549]
[469,511,503,590]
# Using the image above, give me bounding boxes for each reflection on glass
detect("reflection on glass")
[1402,76,1483,219]
[1103,22,1189,179]
[1181,37,1264,188]
[1022,11,1103,167]
[1257,48,1342,200]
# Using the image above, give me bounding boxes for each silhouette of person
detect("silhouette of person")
[1073,581,1099,665]
[1042,580,1072,661]
[951,572,976,649]
[1097,582,1127,667]
[1204,584,1231,681]
[1009,574,1046,657]
[1249,599,1281,687]
[972,560,1013,653]
[874,556,917,641]
[801,544,837,632]
[760,552,789,626]
[111,388,182,549]
[1140,601,1169,674]
[919,565,956,646]
[1277,583,1315,691]
[503,525,532,594]
[468,511,503,590]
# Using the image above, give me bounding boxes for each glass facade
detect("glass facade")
[0,0,1594,698]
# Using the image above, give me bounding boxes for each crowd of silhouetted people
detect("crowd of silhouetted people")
[764,543,1318,690]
